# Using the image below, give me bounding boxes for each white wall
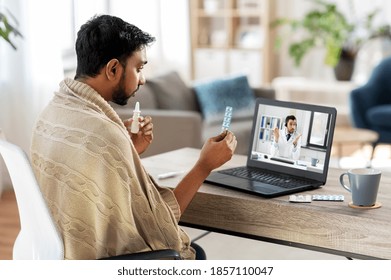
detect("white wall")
[109,0,191,80]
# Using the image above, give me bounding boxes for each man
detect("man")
[270,115,301,160]
[30,15,236,260]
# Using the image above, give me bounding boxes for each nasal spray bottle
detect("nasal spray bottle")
[130,102,141,134]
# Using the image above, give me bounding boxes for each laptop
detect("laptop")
[205,98,337,198]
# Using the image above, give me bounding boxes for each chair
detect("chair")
[349,56,391,158]
[0,139,181,260]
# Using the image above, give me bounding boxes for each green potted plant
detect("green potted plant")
[272,0,389,80]
[0,7,23,50]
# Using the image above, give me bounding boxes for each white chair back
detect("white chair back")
[0,140,64,259]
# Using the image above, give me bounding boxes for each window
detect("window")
[307,112,331,149]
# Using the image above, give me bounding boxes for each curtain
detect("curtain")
[0,0,64,153]
[0,0,64,191]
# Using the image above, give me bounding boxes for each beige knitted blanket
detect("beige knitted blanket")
[30,78,194,259]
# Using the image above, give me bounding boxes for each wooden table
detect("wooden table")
[142,148,391,260]
[333,127,379,166]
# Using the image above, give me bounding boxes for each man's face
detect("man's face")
[112,48,147,105]
[286,119,297,134]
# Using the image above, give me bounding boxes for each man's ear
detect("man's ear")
[105,59,121,81]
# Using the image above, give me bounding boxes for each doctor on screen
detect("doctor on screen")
[270,115,302,160]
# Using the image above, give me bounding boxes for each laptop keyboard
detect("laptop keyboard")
[218,167,313,189]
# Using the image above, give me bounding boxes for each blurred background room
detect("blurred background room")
[2,0,391,259]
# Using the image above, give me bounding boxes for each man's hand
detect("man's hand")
[293,133,302,147]
[124,116,153,155]
[273,127,280,142]
[173,130,237,213]
[197,130,237,173]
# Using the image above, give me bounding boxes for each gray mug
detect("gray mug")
[339,168,381,207]
[311,158,319,166]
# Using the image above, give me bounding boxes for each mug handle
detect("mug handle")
[339,172,351,192]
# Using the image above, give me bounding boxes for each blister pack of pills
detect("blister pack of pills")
[312,194,344,201]
[221,106,233,132]
[289,194,344,203]
[289,194,312,203]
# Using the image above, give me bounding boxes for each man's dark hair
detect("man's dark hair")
[74,15,155,79]
[285,115,296,126]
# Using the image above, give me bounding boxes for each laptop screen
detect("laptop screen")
[247,98,337,183]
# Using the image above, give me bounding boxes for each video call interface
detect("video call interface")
[250,103,334,174]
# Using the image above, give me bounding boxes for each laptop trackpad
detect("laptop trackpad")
[242,181,285,195]
[206,173,284,195]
